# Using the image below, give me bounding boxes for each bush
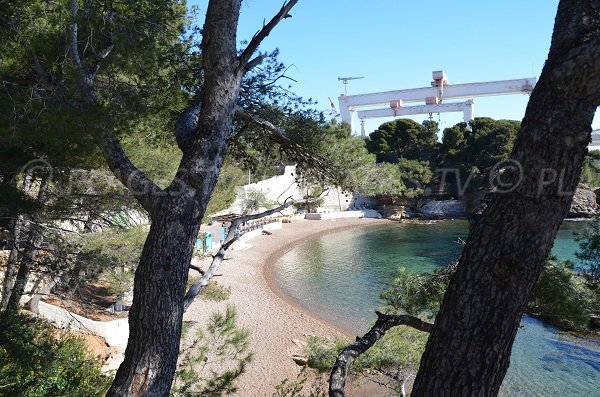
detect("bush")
[575,217,600,281]
[306,327,426,376]
[172,305,252,397]
[201,281,232,302]
[0,312,109,397]
[530,260,596,331]
[380,264,455,318]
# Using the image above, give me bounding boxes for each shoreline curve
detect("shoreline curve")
[261,219,386,337]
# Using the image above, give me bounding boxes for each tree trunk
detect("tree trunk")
[103,1,297,394]
[28,276,55,314]
[5,175,50,312]
[106,196,202,397]
[411,1,600,395]
[0,215,25,310]
[1,171,34,310]
[5,225,44,311]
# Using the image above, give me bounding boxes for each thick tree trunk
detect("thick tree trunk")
[103,1,297,395]
[106,197,202,397]
[411,1,600,395]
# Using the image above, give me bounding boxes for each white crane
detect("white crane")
[337,76,365,96]
[339,71,536,137]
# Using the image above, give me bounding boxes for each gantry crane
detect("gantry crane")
[338,71,536,137]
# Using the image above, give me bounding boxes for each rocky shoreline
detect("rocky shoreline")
[379,183,600,221]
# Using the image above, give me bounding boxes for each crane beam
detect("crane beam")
[356,101,474,119]
[356,101,474,137]
[338,71,536,136]
[341,78,535,108]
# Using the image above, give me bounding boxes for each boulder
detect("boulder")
[416,199,466,219]
[568,184,599,218]
[291,354,309,366]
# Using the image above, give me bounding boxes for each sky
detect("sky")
[189,1,600,137]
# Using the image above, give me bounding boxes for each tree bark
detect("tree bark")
[1,172,34,311]
[1,215,25,311]
[410,1,600,396]
[107,1,244,394]
[106,196,202,397]
[5,225,43,311]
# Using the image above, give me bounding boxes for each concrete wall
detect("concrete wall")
[35,300,129,348]
[305,210,382,220]
[221,165,378,215]
[231,219,283,250]
[228,166,303,214]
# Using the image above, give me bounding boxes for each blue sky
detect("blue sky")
[190,1,599,135]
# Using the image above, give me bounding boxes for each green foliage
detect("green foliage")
[396,158,433,195]
[172,306,253,397]
[304,122,415,197]
[200,281,232,302]
[576,217,600,281]
[243,188,276,213]
[580,151,600,187]
[294,190,325,213]
[78,225,148,294]
[381,264,455,319]
[204,161,247,218]
[437,118,520,195]
[366,119,438,163]
[305,326,427,375]
[530,260,596,331]
[0,312,109,397]
[381,255,598,333]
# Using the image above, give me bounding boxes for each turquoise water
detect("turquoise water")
[274,220,600,396]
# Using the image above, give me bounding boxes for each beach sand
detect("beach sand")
[184,217,389,396]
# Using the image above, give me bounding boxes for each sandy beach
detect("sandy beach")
[184,217,388,396]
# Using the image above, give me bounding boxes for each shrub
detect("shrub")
[530,260,595,331]
[172,305,252,397]
[0,312,109,397]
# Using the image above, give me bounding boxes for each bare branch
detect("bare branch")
[183,195,320,310]
[189,264,205,275]
[238,0,299,71]
[244,53,267,72]
[329,311,433,397]
[69,0,84,74]
[182,235,238,311]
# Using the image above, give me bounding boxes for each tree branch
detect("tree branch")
[69,0,84,75]
[244,53,267,73]
[234,109,336,181]
[95,129,160,213]
[183,195,319,311]
[66,2,159,213]
[189,264,205,275]
[329,311,433,397]
[238,0,299,71]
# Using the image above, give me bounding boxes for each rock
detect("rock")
[416,199,466,218]
[568,184,599,218]
[381,204,419,220]
[291,354,309,366]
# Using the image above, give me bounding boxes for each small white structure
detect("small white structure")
[339,70,536,136]
[223,165,376,215]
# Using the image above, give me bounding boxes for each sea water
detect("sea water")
[274,220,600,396]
